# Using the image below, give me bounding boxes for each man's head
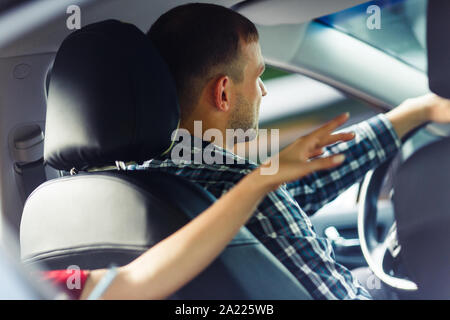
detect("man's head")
[147,3,267,139]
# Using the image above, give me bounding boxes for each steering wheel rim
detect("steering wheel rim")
[358,160,418,292]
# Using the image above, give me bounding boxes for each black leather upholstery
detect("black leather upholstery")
[393,137,450,298]
[20,20,312,299]
[44,20,179,171]
[427,0,450,99]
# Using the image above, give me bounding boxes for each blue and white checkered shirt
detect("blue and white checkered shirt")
[131,114,401,300]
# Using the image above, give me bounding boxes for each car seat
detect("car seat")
[19,20,311,299]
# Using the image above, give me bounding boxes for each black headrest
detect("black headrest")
[427,0,450,99]
[44,20,179,171]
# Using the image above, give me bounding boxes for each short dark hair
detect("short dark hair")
[147,3,259,118]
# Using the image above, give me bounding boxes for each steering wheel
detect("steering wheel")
[357,122,450,297]
[357,145,419,292]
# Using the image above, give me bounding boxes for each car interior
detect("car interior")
[0,0,449,299]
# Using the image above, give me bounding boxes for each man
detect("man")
[137,3,450,299]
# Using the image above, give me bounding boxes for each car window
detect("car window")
[250,66,379,212]
[259,66,378,151]
[317,0,427,72]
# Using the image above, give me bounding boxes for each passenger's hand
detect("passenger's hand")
[254,113,354,191]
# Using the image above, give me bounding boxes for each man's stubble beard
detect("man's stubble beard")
[228,93,260,143]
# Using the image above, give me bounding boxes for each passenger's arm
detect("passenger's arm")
[82,168,270,300]
[80,114,350,300]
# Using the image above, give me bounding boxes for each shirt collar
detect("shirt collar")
[164,134,256,167]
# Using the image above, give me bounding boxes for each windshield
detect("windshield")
[317,0,427,72]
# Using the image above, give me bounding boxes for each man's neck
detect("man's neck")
[180,120,230,150]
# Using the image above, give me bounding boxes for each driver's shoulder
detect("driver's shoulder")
[132,156,254,184]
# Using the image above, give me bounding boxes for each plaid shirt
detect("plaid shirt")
[131,114,401,300]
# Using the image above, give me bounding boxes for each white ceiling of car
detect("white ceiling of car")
[0,0,369,58]
[0,0,233,57]
[236,0,368,25]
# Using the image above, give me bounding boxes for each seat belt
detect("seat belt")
[14,159,48,201]
[10,123,60,202]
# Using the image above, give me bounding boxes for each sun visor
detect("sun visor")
[427,0,450,99]
[233,0,369,26]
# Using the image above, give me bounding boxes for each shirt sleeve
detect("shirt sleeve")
[244,186,372,300]
[285,114,401,216]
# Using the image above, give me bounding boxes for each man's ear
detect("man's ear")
[213,75,232,112]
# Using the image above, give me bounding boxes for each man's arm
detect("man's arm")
[244,186,371,300]
[286,114,401,215]
[386,93,450,139]
[286,93,450,216]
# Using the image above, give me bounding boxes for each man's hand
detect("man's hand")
[387,93,450,139]
[419,93,450,123]
[256,113,355,191]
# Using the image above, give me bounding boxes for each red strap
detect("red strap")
[41,269,89,300]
